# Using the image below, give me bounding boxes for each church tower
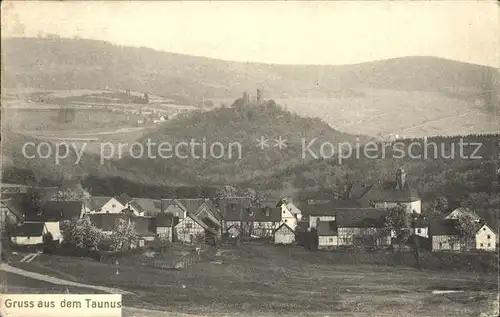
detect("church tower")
[395,167,407,190]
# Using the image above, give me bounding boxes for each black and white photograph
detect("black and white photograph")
[0,1,499,316]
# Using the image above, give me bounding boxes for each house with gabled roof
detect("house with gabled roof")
[20,201,85,242]
[175,212,219,245]
[227,224,243,238]
[475,223,496,251]
[262,198,302,230]
[11,222,49,245]
[274,223,295,245]
[445,207,482,222]
[130,216,157,246]
[89,194,144,216]
[303,200,362,229]
[162,198,221,237]
[249,207,281,237]
[85,196,112,212]
[221,197,253,233]
[429,218,497,252]
[359,168,421,214]
[133,198,164,216]
[336,208,390,247]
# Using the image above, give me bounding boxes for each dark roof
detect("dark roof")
[115,193,132,206]
[128,200,145,213]
[224,207,253,222]
[274,223,295,234]
[162,199,203,215]
[200,216,221,230]
[414,218,428,227]
[335,208,388,228]
[42,201,82,221]
[428,219,460,236]
[317,221,338,236]
[219,197,253,219]
[249,207,281,222]
[222,198,253,221]
[303,201,363,217]
[260,200,281,208]
[88,214,130,231]
[155,212,173,227]
[295,221,309,232]
[351,184,374,200]
[199,199,222,220]
[446,207,481,220]
[275,222,295,233]
[161,198,220,220]
[25,204,63,222]
[87,196,112,210]
[363,184,420,203]
[131,217,156,236]
[134,198,164,215]
[13,222,45,237]
[188,214,218,235]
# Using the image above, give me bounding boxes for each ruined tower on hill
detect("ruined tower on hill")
[256,88,264,104]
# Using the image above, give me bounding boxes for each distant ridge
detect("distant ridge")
[2,37,496,100]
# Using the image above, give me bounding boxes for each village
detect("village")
[1,168,497,258]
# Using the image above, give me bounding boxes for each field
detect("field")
[1,88,199,157]
[10,242,499,317]
[213,88,498,139]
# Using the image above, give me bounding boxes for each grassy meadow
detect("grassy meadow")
[11,242,498,317]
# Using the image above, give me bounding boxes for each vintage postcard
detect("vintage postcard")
[0,1,499,316]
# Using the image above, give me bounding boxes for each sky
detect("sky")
[1,1,499,67]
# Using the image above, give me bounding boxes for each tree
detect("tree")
[52,181,89,202]
[432,196,449,214]
[60,217,104,250]
[215,185,239,207]
[243,188,265,206]
[384,204,411,246]
[108,218,138,251]
[461,192,496,215]
[27,186,44,213]
[454,214,479,251]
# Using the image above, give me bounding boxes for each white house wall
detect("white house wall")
[337,227,390,246]
[375,200,421,214]
[476,225,496,251]
[412,227,429,238]
[45,221,62,242]
[274,225,295,244]
[95,198,126,214]
[252,221,278,237]
[156,227,173,242]
[432,235,461,252]
[318,236,338,249]
[280,205,297,229]
[11,235,44,245]
[309,216,336,229]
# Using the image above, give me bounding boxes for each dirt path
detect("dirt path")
[0,263,132,294]
[1,263,209,316]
